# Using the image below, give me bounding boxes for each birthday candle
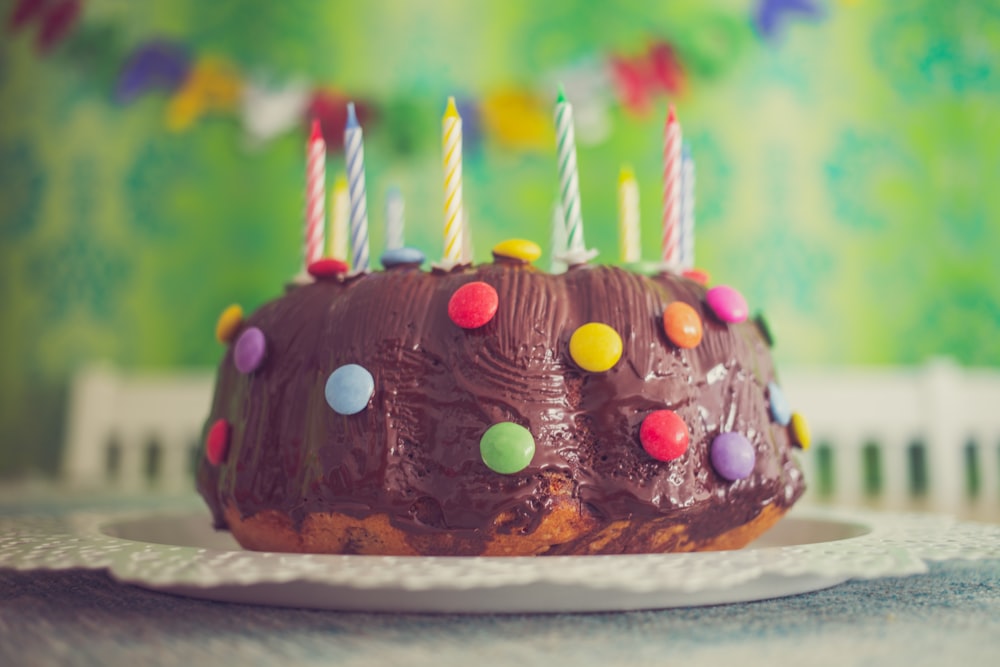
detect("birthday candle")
[618,165,641,264]
[549,200,568,273]
[385,186,405,251]
[554,88,593,263]
[661,104,682,268]
[442,97,464,267]
[304,119,326,270]
[328,174,349,261]
[680,143,695,269]
[344,102,370,272]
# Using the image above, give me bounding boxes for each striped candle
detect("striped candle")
[385,185,405,251]
[679,143,695,269]
[554,88,593,264]
[328,173,349,261]
[661,104,682,269]
[344,102,370,272]
[618,164,641,264]
[441,96,464,267]
[304,118,326,270]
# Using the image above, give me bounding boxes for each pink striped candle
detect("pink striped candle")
[661,105,681,269]
[304,118,326,270]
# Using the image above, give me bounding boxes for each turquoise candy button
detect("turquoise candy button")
[325,364,375,415]
[381,246,426,268]
[480,422,535,474]
[768,381,791,426]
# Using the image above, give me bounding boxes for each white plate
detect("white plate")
[2,506,999,613]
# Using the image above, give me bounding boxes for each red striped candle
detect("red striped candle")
[305,118,326,270]
[661,105,681,268]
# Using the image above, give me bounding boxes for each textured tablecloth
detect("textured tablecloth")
[4,562,1000,667]
[2,489,1000,666]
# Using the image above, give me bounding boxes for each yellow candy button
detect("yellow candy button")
[492,238,542,263]
[569,323,623,373]
[215,304,244,344]
[790,412,811,450]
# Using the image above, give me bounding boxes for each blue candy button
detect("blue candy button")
[380,246,426,268]
[325,364,375,415]
[768,381,791,426]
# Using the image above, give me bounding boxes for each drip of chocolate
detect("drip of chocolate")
[197,263,804,547]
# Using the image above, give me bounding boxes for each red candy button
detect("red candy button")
[308,258,349,279]
[682,268,711,285]
[448,281,499,329]
[639,410,689,462]
[205,419,231,466]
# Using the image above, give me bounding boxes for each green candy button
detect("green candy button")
[480,422,536,474]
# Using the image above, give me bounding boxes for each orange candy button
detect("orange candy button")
[663,301,703,349]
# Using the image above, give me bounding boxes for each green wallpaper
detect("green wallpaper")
[1,0,999,476]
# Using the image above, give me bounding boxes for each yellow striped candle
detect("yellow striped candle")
[441,96,464,267]
[328,173,349,261]
[618,165,641,264]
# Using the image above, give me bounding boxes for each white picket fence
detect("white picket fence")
[62,364,213,493]
[783,359,1000,519]
[62,360,1000,519]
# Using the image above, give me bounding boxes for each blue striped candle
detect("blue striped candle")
[679,143,695,270]
[344,102,370,272]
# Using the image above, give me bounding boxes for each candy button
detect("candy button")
[710,432,756,480]
[325,364,375,415]
[480,422,536,474]
[233,327,266,373]
[569,323,623,373]
[205,419,231,466]
[768,382,791,426]
[492,238,542,263]
[705,285,748,323]
[682,268,711,285]
[663,302,703,349]
[381,246,426,268]
[639,410,690,462]
[308,258,349,278]
[790,412,811,450]
[215,304,243,344]
[448,281,499,329]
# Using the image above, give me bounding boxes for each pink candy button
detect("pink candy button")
[705,285,748,323]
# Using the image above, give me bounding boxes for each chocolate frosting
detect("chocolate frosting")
[197,262,804,548]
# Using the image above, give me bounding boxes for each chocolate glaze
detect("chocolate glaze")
[197,263,804,551]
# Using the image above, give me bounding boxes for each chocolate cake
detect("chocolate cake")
[197,253,806,556]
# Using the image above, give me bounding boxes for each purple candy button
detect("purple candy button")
[710,432,756,481]
[705,285,748,323]
[234,327,266,373]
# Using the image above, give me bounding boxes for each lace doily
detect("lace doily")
[2,506,998,611]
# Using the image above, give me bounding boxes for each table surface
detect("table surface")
[2,487,1000,667]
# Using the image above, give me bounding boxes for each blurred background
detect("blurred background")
[1,0,998,481]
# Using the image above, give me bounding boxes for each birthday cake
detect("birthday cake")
[196,98,807,555]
